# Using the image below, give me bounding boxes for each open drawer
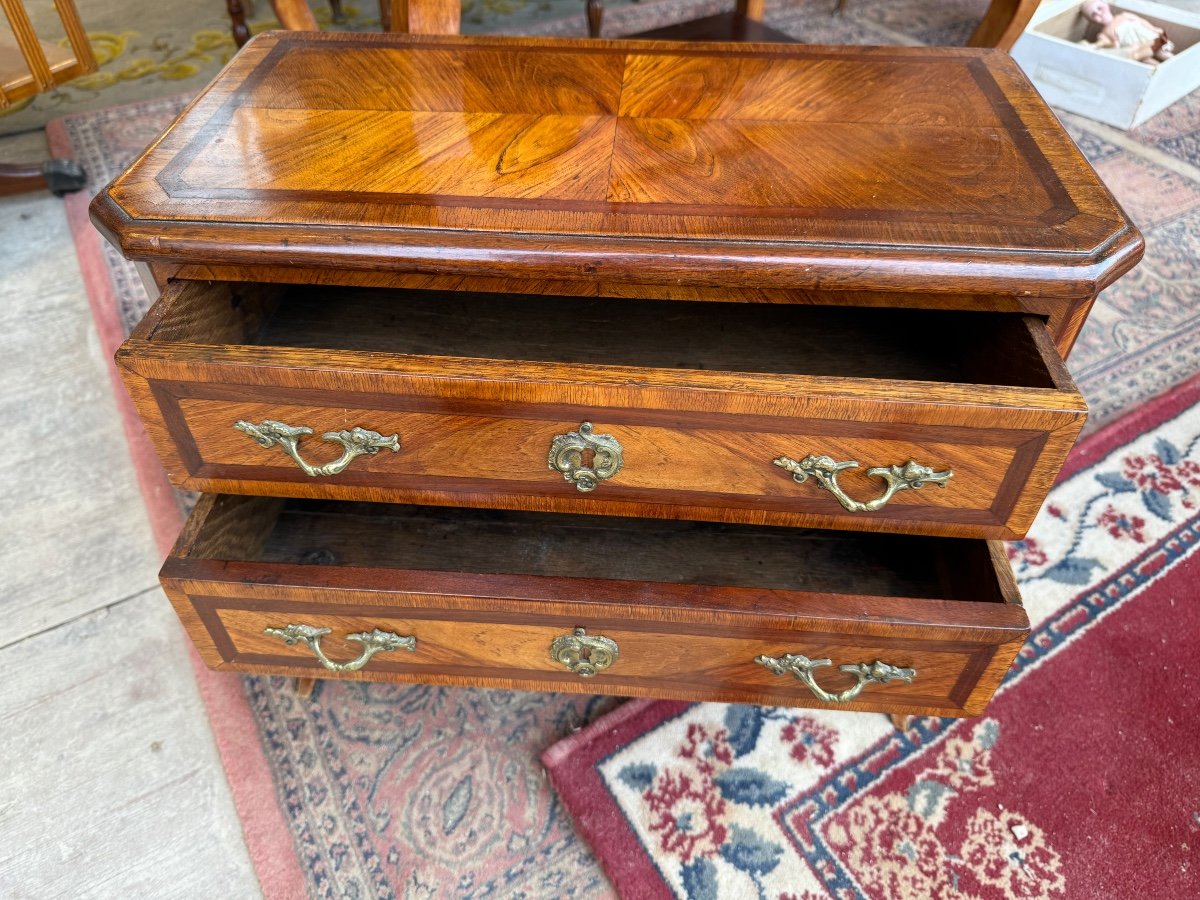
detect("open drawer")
[119,279,1086,539]
[162,495,1030,717]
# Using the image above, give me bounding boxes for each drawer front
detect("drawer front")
[127,370,1080,540]
[169,590,1021,717]
[119,279,1087,539]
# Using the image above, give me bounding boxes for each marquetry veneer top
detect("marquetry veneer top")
[92,31,1141,297]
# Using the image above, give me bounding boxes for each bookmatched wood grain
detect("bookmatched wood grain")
[161,495,1029,717]
[89,31,1143,352]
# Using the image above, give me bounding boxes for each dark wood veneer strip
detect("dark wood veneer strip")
[948,643,1002,706]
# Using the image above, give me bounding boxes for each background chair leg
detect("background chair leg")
[0,159,87,197]
[968,0,1040,51]
[736,0,764,20]
[226,0,251,46]
[586,0,603,37]
[381,0,461,34]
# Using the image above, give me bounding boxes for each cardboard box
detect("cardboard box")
[1012,0,1200,128]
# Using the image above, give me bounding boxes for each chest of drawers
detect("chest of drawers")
[92,32,1141,717]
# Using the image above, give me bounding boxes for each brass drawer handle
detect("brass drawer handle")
[235,419,399,477]
[755,653,915,704]
[264,623,416,672]
[548,422,623,492]
[551,627,619,677]
[773,454,952,512]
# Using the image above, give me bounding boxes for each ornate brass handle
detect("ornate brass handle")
[755,653,916,704]
[235,419,399,477]
[550,627,619,677]
[548,422,623,492]
[773,454,952,512]
[264,623,416,672]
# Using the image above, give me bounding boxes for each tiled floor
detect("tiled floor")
[0,130,260,898]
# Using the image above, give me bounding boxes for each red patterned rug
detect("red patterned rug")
[543,374,1200,899]
[50,2,1200,897]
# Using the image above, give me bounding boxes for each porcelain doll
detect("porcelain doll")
[1081,0,1175,63]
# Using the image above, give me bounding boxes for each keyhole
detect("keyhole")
[580,448,596,468]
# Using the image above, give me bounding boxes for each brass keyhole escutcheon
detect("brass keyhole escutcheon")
[550,627,619,678]
[549,422,624,492]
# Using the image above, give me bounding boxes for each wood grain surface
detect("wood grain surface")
[116,279,1086,539]
[161,495,1029,716]
[89,31,1143,325]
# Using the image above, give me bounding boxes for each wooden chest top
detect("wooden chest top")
[91,32,1141,298]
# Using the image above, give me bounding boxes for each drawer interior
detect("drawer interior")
[145,282,1064,389]
[179,495,1011,607]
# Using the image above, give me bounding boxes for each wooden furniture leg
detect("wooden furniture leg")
[889,713,912,731]
[0,159,86,196]
[228,0,320,48]
[586,0,603,38]
[586,0,767,38]
[273,0,320,32]
[227,0,466,42]
[295,677,317,699]
[968,0,1041,52]
[382,0,461,34]
[617,0,793,43]
[0,1,95,197]
[737,0,764,21]
[226,0,251,46]
[836,0,1038,51]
